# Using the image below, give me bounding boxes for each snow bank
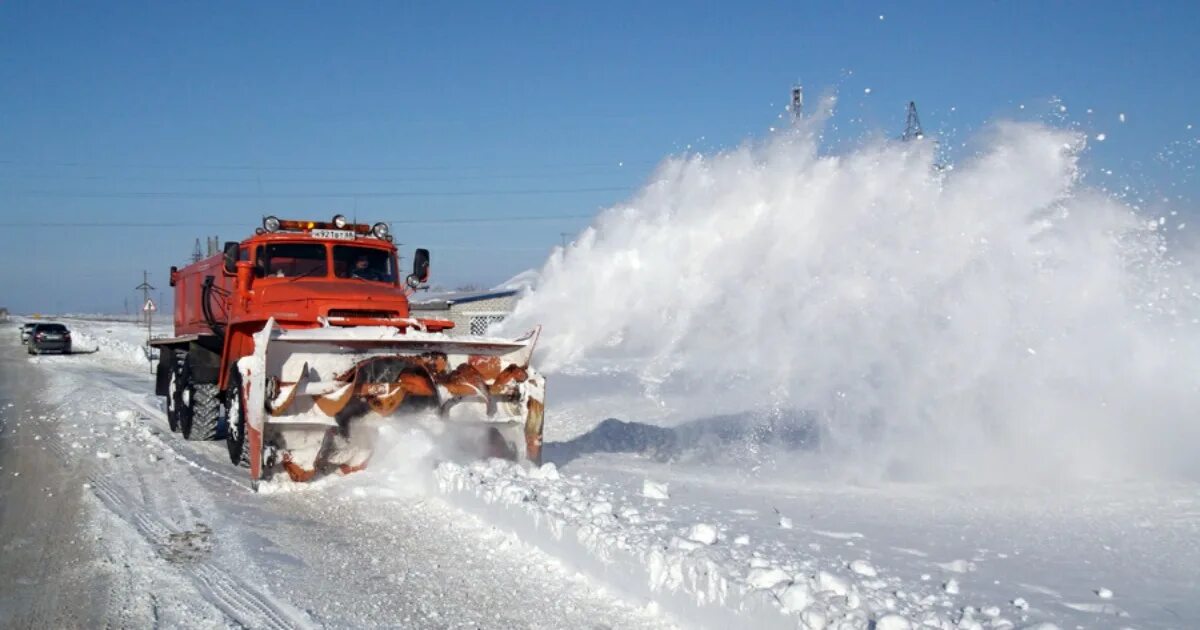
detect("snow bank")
[67,320,156,372]
[502,101,1200,483]
[435,459,1025,630]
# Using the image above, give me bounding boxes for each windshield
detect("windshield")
[333,246,395,284]
[36,324,67,332]
[256,243,328,278]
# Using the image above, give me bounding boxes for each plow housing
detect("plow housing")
[236,320,545,483]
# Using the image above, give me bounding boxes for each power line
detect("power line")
[4,186,632,200]
[0,158,652,173]
[0,214,597,228]
[0,170,634,184]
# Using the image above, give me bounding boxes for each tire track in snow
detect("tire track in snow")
[40,360,311,629]
[88,474,313,629]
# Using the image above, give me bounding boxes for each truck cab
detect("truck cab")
[153,215,440,441]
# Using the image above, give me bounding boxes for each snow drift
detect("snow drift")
[503,102,1200,483]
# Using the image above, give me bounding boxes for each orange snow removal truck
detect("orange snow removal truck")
[150,215,544,487]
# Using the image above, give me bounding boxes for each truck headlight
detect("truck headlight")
[263,216,281,232]
[372,222,389,238]
[333,214,348,228]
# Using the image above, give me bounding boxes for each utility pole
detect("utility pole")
[135,271,156,370]
[192,238,204,263]
[790,84,804,121]
[136,268,154,328]
[902,101,925,141]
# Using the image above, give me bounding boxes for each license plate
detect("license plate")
[311,229,355,240]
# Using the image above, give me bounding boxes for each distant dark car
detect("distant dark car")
[20,322,37,344]
[28,323,71,355]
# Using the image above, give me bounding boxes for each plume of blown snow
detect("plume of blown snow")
[502,101,1200,483]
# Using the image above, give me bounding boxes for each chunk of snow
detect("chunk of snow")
[864,88,872,95]
[849,559,877,577]
[641,479,669,500]
[936,558,973,573]
[875,614,913,630]
[1096,587,1113,599]
[1012,597,1029,610]
[943,578,960,594]
[529,462,560,480]
[96,451,113,459]
[686,523,718,545]
[733,534,750,546]
[779,582,812,612]
[1095,133,1106,141]
[1119,113,1126,123]
[801,608,828,630]
[746,567,790,589]
[816,571,850,596]
[778,515,794,529]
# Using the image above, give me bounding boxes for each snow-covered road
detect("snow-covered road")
[0,320,671,629]
[3,318,1198,629]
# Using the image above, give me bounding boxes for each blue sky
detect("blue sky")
[1,1,1197,313]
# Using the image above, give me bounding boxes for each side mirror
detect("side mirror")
[222,241,239,274]
[406,248,430,288]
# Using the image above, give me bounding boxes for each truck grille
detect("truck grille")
[327,309,400,320]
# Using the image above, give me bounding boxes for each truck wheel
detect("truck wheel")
[224,368,250,467]
[184,384,222,441]
[179,360,223,441]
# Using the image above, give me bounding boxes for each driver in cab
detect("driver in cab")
[351,254,385,282]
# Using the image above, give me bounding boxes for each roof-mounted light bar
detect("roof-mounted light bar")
[260,215,391,240]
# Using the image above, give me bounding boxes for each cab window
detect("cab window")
[255,243,328,278]
[333,246,395,284]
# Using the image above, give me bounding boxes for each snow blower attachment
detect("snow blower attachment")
[236,320,545,483]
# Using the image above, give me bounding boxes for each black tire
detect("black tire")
[179,360,223,441]
[224,368,249,467]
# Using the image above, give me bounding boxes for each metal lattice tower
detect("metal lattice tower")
[192,238,204,263]
[790,84,804,121]
[902,101,924,141]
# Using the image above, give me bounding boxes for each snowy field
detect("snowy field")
[4,315,1196,629]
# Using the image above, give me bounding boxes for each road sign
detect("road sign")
[143,298,157,313]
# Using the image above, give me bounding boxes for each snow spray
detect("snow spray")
[503,100,1200,483]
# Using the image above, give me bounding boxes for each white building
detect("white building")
[409,289,519,336]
